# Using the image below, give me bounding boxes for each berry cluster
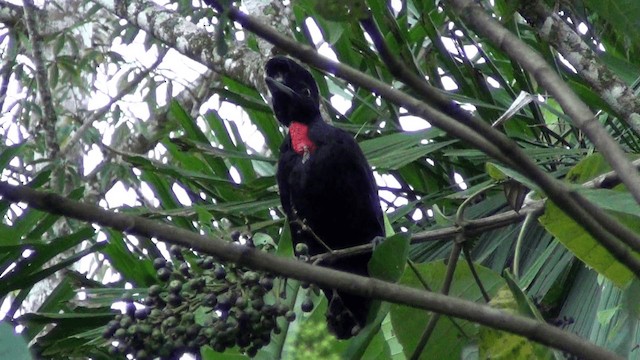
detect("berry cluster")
[103,238,300,359]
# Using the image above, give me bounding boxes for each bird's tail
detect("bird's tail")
[325,289,370,339]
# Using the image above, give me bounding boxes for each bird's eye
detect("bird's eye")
[301,88,311,97]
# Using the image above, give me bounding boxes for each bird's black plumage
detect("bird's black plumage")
[265,56,384,339]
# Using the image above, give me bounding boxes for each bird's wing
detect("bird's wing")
[323,127,384,235]
[276,134,295,218]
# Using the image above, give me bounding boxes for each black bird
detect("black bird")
[265,56,384,339]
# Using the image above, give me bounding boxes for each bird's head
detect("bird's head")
[265,56,320,127]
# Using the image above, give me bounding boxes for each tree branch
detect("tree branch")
[202,0,640,279]
[0,181,621,360]
[328,158,640,260]
[517,0,640,137]
[410,239,463,360]
[0,1,23,27]
[59,49,167,158]
[0,30,17,112]
[22,0,60,157]
[90,0,275,95]
[444,0,640,206]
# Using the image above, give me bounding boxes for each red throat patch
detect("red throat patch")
[289,122,317,156]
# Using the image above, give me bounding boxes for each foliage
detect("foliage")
[1,0,640,359]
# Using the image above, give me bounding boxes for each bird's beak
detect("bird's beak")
[265,76,299,100]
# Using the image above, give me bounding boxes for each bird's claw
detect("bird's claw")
[371,236,386,250]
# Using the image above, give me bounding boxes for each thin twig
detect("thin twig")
[407,259,470,338]
[60,49,168,157]
[291,218,334,254]
[410,239,463,360]
[513,211,536,279]
[407,260,433,292]
[463,245,490,303]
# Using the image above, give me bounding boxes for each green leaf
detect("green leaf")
[578,188,640,216]
[18,311,115,323]
[311,0,368,21]
[485,162,539,192]
[276,219,294,258]
[2,242,105,295]
[368,233,410,283]
[360,327,392,359]
[478,286,553,360]
[101,229,156,286]
[540,200,637,288]
[597,306,619,325]
[0,322,32,360]
[369,140,457,170]
[583,277,640,355]
[23,275,76,341]
[0,228,98,295]
[485,162,508,181]
[380,313,405,359]
[342,302,391,360]
[583,0,640,55]
[539,153,640,287]
[390,260,504,359]
[360,129,443,161]
[0,144,27,170]
[252,232,276,248]
[503,270,545,320]
[201,345,248,359]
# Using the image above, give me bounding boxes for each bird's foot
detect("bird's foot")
[327,291,363,338]
[350,324,362,337]
[371,236,386,250]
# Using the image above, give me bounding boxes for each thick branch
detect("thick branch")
[93,0,224,71]
[22,0,60,157]
[0,1,22,27]
[444,0,640,207]
[518,0,640,136]
[0,30,16,112]
[91,0,272,94]
[0,181,621,360]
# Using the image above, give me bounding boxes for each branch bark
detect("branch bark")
[22,0,60,158]
[91,0,282,95]
[444,0,640,206]
[517,0,640,136]
[0,181,621,360]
